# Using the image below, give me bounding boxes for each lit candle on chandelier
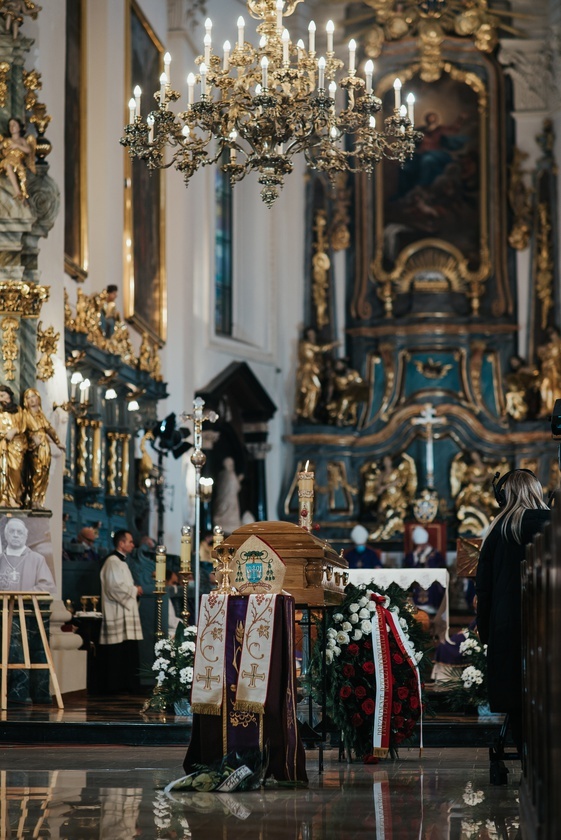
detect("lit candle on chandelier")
[200,62,207,97]
[164,51,171,86]
[276,0,283,33]
[348,39,356,74]
[318,56,325,91]
[133,85,142,116]
[393,77,402,111]
[365,60,373,94]
[406,92,415,124]
[159,73,167,106]
[204,32,211,66]
[298,460,315,532]
[187,72,195,106]
[326,20,334,54]
[155,544,166,593]
[223,40,231,72]
[147,114,154,143]
[297,39,304,60]
[180,526,192,574]
[237,16,245,50]
[128,97,136,124]
[282,29,290,66]
[308,21,316,54]
[261,55,269,89]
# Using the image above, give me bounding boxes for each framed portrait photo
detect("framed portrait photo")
[123,0,167,343]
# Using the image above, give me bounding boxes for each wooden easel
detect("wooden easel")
[0,591,63,710]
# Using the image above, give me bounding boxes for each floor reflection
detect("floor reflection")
[0,749,522,839]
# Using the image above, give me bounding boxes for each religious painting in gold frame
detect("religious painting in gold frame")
[124,0,167,343]
[64,0,88,282]
[351,44,510,321]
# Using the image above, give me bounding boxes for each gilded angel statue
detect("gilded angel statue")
[361,453,418,540]
[0,117,36,200]
[450,450,510,535]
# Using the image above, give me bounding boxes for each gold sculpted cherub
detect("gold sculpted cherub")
[0,117,36,200]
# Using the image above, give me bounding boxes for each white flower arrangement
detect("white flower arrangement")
[461,665,484,689]
[463,782,485,806]
[348,603,360,613]
[144,624,198,712]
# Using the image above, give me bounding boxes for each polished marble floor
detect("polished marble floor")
[0,746,521,839]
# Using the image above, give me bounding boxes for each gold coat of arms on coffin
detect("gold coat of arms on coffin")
[233,535,286,595]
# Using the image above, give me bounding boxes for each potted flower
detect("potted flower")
[443,629,489,713]
[143,623,197,715]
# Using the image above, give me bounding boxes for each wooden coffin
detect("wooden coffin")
[218,521,348,606]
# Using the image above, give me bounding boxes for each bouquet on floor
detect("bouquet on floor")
[143,622,198,712]
[443,629,488,711]
[310,582,432,762]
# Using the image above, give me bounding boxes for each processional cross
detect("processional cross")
[411,404,445,488]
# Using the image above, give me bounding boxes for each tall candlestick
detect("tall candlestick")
[365,60,373,94]
[393,78,401,111]
[348,39,356,74]
[164,51,171,86]
[326,20,334,54]
[298,460,315,532]
[128,97,136,124]
[308,21,316,54]
[133,85,141,117]
[237,16,245,50]
[180,525,192,573]
[155,544,166,593]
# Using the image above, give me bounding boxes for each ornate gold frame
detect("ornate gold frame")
[64,0,88,282]
[123,0,167,344]
[372,62,490,315]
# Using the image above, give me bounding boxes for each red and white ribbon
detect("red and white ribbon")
[370,592,423,756]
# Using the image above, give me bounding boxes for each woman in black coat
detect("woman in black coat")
[476,469,550,753]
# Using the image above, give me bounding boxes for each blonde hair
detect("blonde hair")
[484,470,548,545]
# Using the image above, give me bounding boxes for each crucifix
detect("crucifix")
[241,663,266,689]
[196,665,220,691]
[411,404,446,489]
[181,397,219,623]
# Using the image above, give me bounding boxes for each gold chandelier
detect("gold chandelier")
[121,0,420,206]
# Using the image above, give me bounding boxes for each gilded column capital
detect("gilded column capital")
[0,280,49,317]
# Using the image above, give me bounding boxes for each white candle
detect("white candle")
[329,80,337,100]
[223,40,231,71]
[326,19,334,53]
[259,35,267,48]
[394,77,401,110]
[155,545,166,590]
[147,114,154,143]
[204,33,211,65]
[369,115,376,129]
[200,62,207,96]
[318,56,325,90]
[180,526,192,573]
[230,129,237,162]
[187,72,195,105]
[159,73,167,105]
[164,51,171,85]
[308,21,316,54]
[133,84,141,116]
[237,16,245,49]
[348,39,356,73]
[406,92,415,123]
[365,59,373,94]
[261,55,269,89]
[399,104,407,119]
[205,17,212,35]
[297,39,304,60]
[128,97,136,123]
[276,0,283,33]
[282,28,290,65]
[182,125,190,138]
